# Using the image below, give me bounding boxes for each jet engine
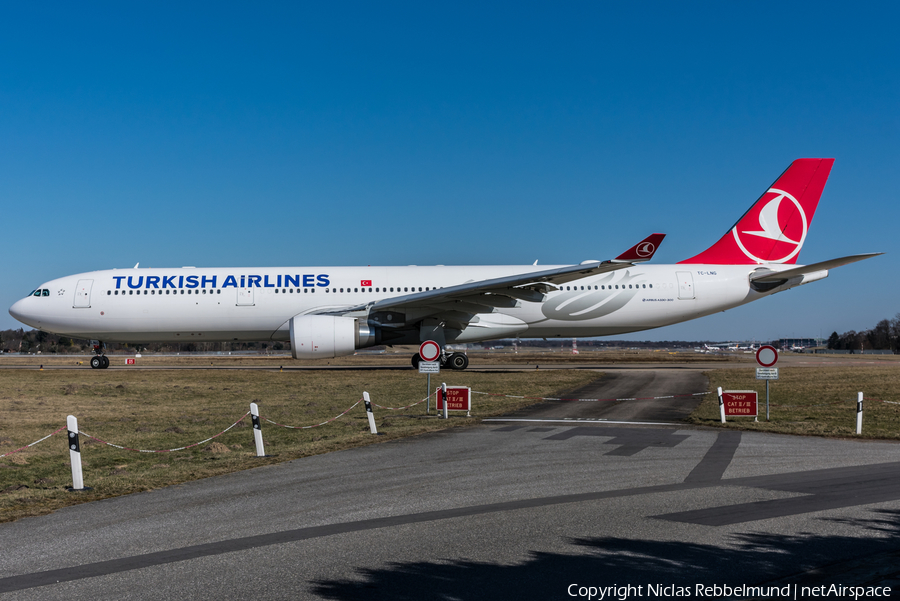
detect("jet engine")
[290,315,376,359]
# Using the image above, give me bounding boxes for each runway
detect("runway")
[1,371,898,600]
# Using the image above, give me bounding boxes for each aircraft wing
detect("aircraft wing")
[320,234,665,328]
[749,253,882,283]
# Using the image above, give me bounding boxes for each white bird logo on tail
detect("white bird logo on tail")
[741,191,799,244]
[731,188,808,264]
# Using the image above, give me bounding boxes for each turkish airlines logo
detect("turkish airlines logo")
[732,188,807,263]
[636,242,655,258]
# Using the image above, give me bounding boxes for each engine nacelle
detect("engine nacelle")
[290,315,376,359]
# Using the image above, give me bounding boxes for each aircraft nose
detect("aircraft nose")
[9,298,37,328]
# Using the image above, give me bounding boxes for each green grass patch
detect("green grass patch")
[689,366,900,438]
[0,368,596,523]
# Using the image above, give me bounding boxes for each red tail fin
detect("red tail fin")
[679,158,834,265]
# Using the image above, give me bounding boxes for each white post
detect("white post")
[363,392,378,434]
[67,415,85,491]
[718,387,726,423]
[250,403,266,457]
[442,383,448,419]
[856,392,863,435]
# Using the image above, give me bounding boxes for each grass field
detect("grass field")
[0,346,741,368]
[691,366,900,438]
[2,351,898,524]
[0,367,597,523]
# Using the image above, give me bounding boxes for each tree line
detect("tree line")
[826,314,900,352]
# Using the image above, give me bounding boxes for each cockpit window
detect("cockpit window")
[32,290,41,297]
[41,289,50,296]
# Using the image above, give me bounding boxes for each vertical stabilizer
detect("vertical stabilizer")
[679,158,834,264]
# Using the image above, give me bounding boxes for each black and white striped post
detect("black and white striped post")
[856,392,863,435]
[441,383,448,420]
[250,402,266,457]
[718,387,726,423]
[363,392,378,434]
[67,415,86,491]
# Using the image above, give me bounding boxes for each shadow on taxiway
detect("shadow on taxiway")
[311,510,900,600]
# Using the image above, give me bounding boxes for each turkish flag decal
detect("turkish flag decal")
[361,280,372,287]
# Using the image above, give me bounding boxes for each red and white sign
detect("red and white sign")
[756,345,778,367]
[723,390,758,417]
[361,280,372,287]
[419,340,441,362]
[436,386,471,411]
[126,358,135,365]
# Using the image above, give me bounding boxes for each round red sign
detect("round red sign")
[419,341,441,362]
[756,345,778,367]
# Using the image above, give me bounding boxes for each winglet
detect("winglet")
[613,233,665,263]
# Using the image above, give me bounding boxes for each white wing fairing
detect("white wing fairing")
[8,160,882,369]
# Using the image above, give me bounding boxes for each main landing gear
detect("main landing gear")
[90,342,110,369]
[410,351,469,370]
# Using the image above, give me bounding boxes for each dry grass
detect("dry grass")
[0,368,597,523]
[689,366,900,438]
[0,346,740,368]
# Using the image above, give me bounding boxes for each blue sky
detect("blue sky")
[2,2,897,341]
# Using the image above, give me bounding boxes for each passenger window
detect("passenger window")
[354,288,358,293]
[107,291,111,295]
[649,284,653,288]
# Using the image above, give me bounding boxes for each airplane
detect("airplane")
[9,158,881,370]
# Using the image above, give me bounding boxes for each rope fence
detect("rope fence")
[263,399,364,429]
[0,425,67,458]
[78,412,250,453]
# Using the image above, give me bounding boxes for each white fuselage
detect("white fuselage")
[9,263,812,344]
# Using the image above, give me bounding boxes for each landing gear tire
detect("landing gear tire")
[411,353,421,369]
[91,355,110,369]
[447,352,469,370]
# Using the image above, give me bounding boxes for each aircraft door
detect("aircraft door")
[74,279,93,308]
[676,271,695,300]
[237,286,254,306]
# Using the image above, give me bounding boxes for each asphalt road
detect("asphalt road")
[1,370,898,600]
[502,370,708,422]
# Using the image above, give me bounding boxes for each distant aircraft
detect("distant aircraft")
[10,159,880,369]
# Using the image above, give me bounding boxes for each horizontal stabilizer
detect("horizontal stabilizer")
[749,253,883,282]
